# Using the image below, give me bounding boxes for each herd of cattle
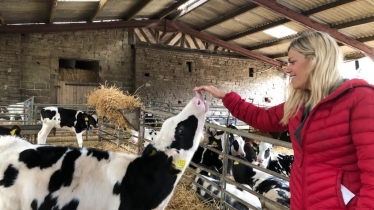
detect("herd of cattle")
[0,95,293,210]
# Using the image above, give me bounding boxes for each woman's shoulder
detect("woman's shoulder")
[339,78,374,94]
[339,79,374,106]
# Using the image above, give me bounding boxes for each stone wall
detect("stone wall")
[0,29,288,106]
[135,46,288,107]
[0,29,133,103]
[0,34,22,102]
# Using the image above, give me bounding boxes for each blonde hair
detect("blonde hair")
[280,31,343,125]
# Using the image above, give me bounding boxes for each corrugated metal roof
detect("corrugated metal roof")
[54,2,97,22]
[312,1,374,24]
[95,0,136,20]
[0,0,373,63]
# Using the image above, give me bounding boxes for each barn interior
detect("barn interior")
[0,0,373,209]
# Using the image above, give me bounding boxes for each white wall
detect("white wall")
[340,57,374,84]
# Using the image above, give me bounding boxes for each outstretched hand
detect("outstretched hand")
[194,85,227,99]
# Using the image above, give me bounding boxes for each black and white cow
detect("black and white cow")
[129,127,159,147]
[37,107,99,148]
[0,91,208,210]
[0,125,21,137]
[232,155,290,210]
[192,165,262,210]
[191,123,246,174]
[257,142,294,177]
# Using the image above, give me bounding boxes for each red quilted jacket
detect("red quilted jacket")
[222,79,374,210]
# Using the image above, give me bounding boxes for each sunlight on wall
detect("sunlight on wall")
[340,57,374,84]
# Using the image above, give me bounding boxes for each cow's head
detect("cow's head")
[257,142,273,168]
[151,91,208,170]
[230,134,246,157]
[9,125,21,137]
[84,113,99,130]
[0,106,8,113]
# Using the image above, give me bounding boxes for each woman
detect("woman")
[195,31,374,209]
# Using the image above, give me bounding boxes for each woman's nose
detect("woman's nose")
[282,65,291,74]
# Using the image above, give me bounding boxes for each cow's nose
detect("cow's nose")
[257,158,263,163]
[241,153,246,157]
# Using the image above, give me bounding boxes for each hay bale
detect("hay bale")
[87,84,142,130]
[59,68,99,83]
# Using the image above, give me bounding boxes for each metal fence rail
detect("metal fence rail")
[139,108,291,210]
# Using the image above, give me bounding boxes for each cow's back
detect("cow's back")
[0,136,139,210]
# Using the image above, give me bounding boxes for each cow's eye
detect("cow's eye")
[176,128,184,137]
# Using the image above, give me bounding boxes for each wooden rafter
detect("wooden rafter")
[251,0,374,57]
[168,20,283,67]
[0,10,5,25]
[162,32,179,45]
[270,35,374,59]
[198,3,258,31]
[190,36,200,50]
[334,16,374,29]
[248,16,374,51]
[224,0,354,41]
[123,0,153,21]
[90,0,109,22]
[137,28,151,44]
[0,20,165,33]
[151,0,189,19]
[49,0,58,24]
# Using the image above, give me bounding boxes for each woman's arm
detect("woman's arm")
[223,92,287,132]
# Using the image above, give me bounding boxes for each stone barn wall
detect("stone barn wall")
[0,29,288,107]
[0,29,133,103]
[135,46,288,107]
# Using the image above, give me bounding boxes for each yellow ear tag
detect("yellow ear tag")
[10,129,16,135]
[252,147,257,151]
[173,159,186,169]
[208,172,211,176]
[150,149,157,156]
[212,141,217,147]
[85,117,89,121]
[234,161,239,165]
[287,132,290,136]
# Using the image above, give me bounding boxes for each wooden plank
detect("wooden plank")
[0,10,6,25]
[186,35,197,49]
[138,28,151,44]
[90,0,109,22]
[49,0,58,24]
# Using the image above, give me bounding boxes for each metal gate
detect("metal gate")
[57,81,99,104]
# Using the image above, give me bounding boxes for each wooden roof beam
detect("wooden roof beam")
[269,35,374,59]
[224,0,354,41]
[198,3,258,31]
[0,10,5,25]
[0,20,164,33]
[151,0,190,19]
[250,0,374,58]
[248,16,374,51]
[168,20,283,67]
[90,0,109,22]
[122,0,153,21]
[49,0,58,24]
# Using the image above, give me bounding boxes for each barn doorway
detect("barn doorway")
[57,59,100,104]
